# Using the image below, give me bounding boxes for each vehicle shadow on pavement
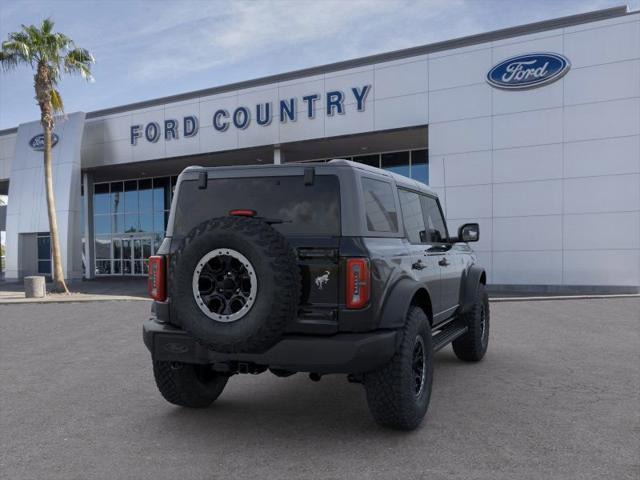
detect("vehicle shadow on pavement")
[146,351,473,440]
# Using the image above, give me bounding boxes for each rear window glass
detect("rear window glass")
[173,175,340,236]
[361,177,398,233]
[398,189,426,243]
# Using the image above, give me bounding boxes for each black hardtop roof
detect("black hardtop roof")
[183,159,436,196]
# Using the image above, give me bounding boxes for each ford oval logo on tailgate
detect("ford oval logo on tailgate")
[29,133,59,151]
[487,53,570,90]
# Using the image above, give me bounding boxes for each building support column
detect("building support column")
[83,172,95,279]
[273,146,282,165]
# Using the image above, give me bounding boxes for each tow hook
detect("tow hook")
[309,372,322,382]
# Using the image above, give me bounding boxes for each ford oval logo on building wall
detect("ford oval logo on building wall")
[29,133,59,151]
[487,53,570,90]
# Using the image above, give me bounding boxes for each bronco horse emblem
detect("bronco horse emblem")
[314,271,330,290]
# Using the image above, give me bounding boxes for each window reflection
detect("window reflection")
[124,180,138,213]
[94,183,110,214]
[411,149,428,184]
[140,213,153,233]
[95,215,111,235]
[93,175,173,275]
[381,151,410,178]
[153,177,170,212]
[139,179,153,212]
[351,149,429,184]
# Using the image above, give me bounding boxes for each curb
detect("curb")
[0,296,151,305]
[489,293,640,303]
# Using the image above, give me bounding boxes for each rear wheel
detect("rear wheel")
[363,306,433,430]
[153,361,229,408]
[452,283,489,362]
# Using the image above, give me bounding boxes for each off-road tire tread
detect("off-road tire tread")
[170,217,300,353]
[363,306,433,430]
[452,283,489,362]
[153,361,228,408]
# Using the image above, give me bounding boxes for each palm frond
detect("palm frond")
[50,88,64,113]
[2,18,95,116]
[64,47,94,81]
[41,17,54,35]
[0,51,20,70]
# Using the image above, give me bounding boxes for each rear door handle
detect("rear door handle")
[412,260,426,270]
[438,258,450,267]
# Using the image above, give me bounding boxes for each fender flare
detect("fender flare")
[378,277,433,329]
[459,265,486,314]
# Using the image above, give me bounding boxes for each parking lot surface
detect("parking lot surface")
[1,297,638,480]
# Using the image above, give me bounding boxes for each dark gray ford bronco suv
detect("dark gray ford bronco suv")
[144,160,489,430]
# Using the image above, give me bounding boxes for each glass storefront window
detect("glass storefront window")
[411,149,428,184]
[110,182,123,215]
[94,215,111,235]
[154,232,164,253]
[37,232,51,275]
[95,236,111,259]
[96,260,111,275]
[124,180,138,212]
[153,177,170,212]
[124,213,139,233]
[140,213,153,232]
[37,234,50,260]
[139,179,153,212]
[154,212,167,233]
[38,260,51,274]
[94,183,110,214]
[351,149,429,184]
[93,175,174,275]
[353,154,380,168]
[112,214,124,234]
[382,151,410,178]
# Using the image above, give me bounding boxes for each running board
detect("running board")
[432,322,468,352]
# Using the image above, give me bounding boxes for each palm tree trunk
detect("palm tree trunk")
[43,123,69,294]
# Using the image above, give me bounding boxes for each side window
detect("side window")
[361,177,398,233]
[398,189,427,244]
[420,195,448,243]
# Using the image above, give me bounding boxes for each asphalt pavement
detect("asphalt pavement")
[1,298,638,480]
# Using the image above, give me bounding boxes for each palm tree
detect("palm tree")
[0,18,94,293]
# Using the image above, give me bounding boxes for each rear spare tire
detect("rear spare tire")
[171,217,300,353]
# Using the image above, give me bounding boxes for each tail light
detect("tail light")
[148,255,166,301]
[229,209,257,217]
[346,258,370,309]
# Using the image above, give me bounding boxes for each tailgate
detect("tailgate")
[288,237,340,334]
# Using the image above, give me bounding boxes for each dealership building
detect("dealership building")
[0,5,639,293]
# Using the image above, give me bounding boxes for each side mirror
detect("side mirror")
[458,223,479,242]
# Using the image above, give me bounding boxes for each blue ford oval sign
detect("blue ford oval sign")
[29,133,59,151]
[487,53,570,90]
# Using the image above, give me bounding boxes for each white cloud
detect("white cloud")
[95,0,473,81]
[0,0,627,129]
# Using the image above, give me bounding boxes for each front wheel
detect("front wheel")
[363,306,433,430]
[452,283,489,362]
[153,361,229,408]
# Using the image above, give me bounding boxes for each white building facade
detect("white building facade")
[0,6,638,293]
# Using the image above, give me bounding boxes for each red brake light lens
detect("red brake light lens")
[346,258,370,309]
[229,209,257,217]
[148,255,166,301]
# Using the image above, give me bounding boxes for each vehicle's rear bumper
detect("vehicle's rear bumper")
[142,318,397,374]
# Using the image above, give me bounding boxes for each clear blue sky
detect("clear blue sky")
[0,0,634,130]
